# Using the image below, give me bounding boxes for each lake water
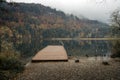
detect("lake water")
[41,38,120,57]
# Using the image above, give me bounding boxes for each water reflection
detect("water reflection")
[42,40,113,57]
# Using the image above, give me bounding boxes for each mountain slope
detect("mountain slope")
[0,2,110,57]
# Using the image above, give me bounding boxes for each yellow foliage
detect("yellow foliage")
[0,26,13,37]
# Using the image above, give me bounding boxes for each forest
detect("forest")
[0,1,110,56]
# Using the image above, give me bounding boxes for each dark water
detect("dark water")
[41,40,113,57]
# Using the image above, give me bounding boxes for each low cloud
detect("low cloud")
[7,0,120,23]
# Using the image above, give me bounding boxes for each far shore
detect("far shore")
[44,38,120,41]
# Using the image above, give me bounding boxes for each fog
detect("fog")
[7,0,120,23]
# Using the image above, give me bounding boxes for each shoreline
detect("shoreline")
[15,57,120,80]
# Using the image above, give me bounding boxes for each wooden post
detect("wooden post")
[0,35,1,52]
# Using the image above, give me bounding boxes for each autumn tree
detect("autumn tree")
[110,10,120,58]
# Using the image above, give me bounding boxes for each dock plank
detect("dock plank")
[32,45,68,62]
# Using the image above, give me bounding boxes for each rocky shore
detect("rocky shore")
[15,57,120,80]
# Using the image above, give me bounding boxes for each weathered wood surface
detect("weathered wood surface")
[32,45,68,62]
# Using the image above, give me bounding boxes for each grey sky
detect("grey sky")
[7,0,120,23]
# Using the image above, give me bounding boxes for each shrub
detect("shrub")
[111,41,120,58]
[0,57,24,71]
[0,52,24,79]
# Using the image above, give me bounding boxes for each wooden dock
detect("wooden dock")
[32,45,68,62]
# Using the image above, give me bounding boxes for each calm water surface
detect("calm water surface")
[41,38,120,56]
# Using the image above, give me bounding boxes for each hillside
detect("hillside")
[0,2,110,57]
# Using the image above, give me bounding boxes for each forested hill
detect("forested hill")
[0,2,110,56]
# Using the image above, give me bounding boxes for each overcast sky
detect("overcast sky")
[7,0,120,23]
